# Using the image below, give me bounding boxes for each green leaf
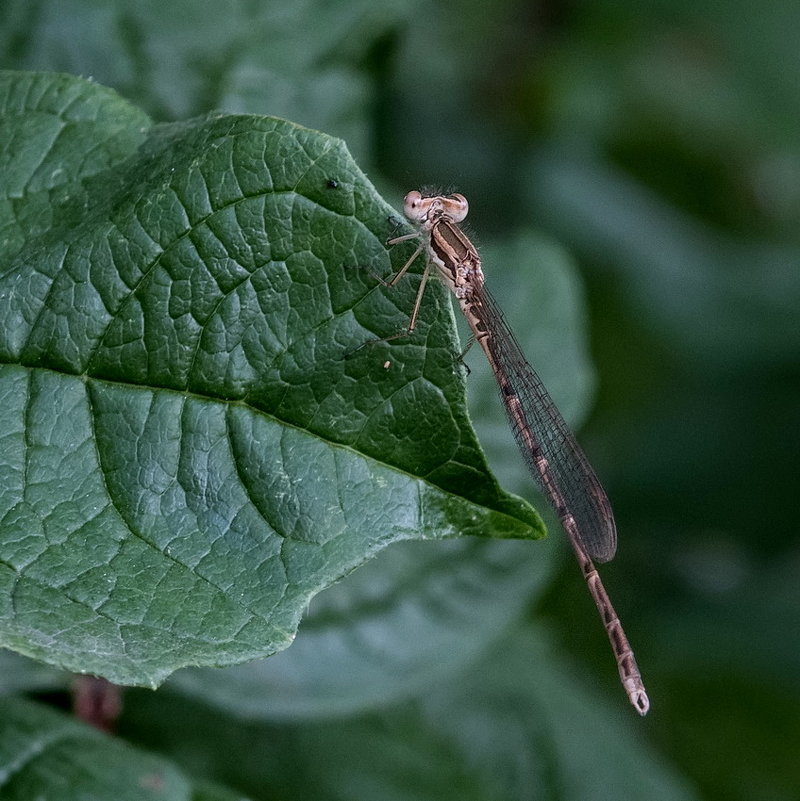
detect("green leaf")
[121,626,698,801]
[168,538,554,720]
[525,146,800,365]
[0,696,241,800]
[0,0,415,157]
[0,71,151,265]
[0,71,542,686]
[0,648,68,696]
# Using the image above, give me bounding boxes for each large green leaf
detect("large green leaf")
[168,538,554,720]
[0,71,542,686]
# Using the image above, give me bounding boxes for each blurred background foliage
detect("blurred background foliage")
[1,0,798,799]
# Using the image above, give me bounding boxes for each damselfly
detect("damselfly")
[382,190,649,715]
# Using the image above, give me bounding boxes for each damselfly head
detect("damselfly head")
[402,190,426,222]
[403,190,469,224]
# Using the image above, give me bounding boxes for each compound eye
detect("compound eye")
[403,190,425,221]
[447,193,469,222]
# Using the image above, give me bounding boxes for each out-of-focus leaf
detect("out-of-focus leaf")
[0,0,417,158]
[0,72,543,687]
[0,696,244,800]
[122,626,698,801]
[0,648,68,696]
[651,550,800,801]
[525,147,800,365]
[411,628,698,801]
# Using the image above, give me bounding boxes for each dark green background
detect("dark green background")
[1,1,798,799]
